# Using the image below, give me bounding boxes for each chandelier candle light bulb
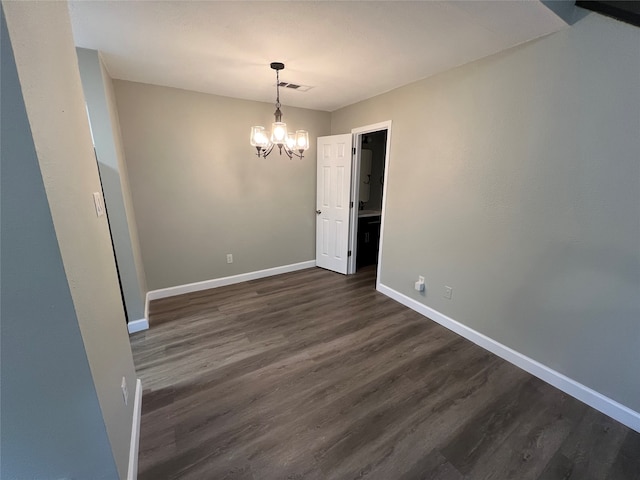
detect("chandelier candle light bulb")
[250,126,270,149]
[271,122,287,143]
[250,62,310,159]
[295,130,309,149]
[286,133,296,150]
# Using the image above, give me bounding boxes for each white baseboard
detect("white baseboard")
[127,318,149,334]
[146,260,317,303]
[127,378,142,480]
[377,283,640,433]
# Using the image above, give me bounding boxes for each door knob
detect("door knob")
[316,210,322,215]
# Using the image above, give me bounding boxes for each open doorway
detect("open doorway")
[348,121,391,277]
[356,130,386,269]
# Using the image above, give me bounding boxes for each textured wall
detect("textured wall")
[114,80,331,290]
[3,2,138,478]
[77,47,147,321]
[0,8,117,478]
[102,58,149,304]
[332,11,640,412]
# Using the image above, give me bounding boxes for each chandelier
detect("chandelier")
[250,62,309,159]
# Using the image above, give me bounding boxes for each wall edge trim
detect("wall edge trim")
[127,378,142,480]
[146,260,317,303]
[127,318,149,334]
[144,291,149,321]
[377,282,640,433]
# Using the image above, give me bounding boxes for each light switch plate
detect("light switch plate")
[93,192,105,217]
[121,377,128,405]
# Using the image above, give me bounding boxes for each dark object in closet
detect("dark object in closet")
[575,1,640,27]
[357,215,381,268]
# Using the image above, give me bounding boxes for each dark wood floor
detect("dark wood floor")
[130,266,640,480]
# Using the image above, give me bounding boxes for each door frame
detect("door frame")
[347,120,392,282]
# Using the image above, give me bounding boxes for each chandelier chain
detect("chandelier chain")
[275,69,281,109]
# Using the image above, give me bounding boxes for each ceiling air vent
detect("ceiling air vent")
[276,82,313,92]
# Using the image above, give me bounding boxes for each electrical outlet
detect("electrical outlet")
[444,286,453,300]
[415,275,425,292]
[226,253,233,264]
[121,377,128,405]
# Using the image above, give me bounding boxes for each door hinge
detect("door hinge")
[350,201,354,208]
[348,250,352,257]
[353,147,356,155]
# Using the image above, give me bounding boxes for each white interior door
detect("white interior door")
[316,134,353,274]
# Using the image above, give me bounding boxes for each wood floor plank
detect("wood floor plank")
[397,449,464,480]
[537,408,634,480]
[463,389,585,480]
[131,266,639,480]
[606,431,640,480]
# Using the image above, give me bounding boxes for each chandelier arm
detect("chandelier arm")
[283,145,305,160]
[282,145,294,160]
[262,144,275,158]
[267,144,275,157]
[276,143,289,158]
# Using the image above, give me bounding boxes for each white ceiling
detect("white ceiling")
[69,1,567,112]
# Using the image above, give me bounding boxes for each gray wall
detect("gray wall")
[114,80,331,290]
[0,6,117,479]
[77,47,147,322]
[332,11,640,412]
[3,2,139,478]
